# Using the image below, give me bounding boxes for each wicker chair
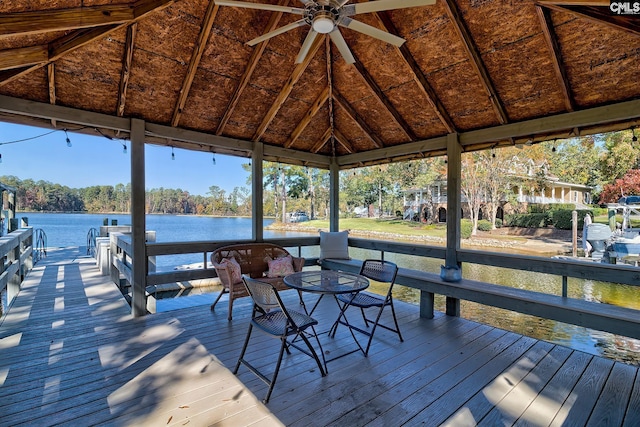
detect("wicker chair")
[234,275,326,403]
[329,259,403,356]
[210,243,304,320]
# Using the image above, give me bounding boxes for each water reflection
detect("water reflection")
[347,247,640,366]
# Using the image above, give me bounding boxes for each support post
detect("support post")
[130,118,147,317]
[329,157,339,232]
[252,142,264,242]
[445,132,462,317]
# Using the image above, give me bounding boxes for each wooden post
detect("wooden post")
[444,132,462,317]
[130,118,147,317]
[329,157,339,232]
[252,142,264,242]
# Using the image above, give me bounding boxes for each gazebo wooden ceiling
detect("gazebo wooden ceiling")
[0,0,639,169]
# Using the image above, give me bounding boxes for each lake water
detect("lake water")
[17,212,640,365]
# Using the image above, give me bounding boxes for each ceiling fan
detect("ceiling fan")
[215,0,436,64]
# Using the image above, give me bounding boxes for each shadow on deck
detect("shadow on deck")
[1,248,638,426]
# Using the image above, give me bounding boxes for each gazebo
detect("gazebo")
[0,0,639,318]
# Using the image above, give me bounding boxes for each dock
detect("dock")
[1,248,639,426]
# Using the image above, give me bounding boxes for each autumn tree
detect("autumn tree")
[599,169,640,203]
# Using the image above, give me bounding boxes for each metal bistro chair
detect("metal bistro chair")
[330,259,404,356]
[233,275,326,403]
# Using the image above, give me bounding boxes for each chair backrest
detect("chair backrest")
[242,275,283,313]
[212,243,295,278]
[359,259,398,287]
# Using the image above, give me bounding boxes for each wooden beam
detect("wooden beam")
[0,4,135,37]
[47,63,56,128]
[311,127,333,153]
[376,12,457,133]
[0,46,48,71]
[536,5,574,112]
[333,128,355,154]
[441,0,508,124]
[0,0,175,87]
[217,0,289,135]
[284,86,329,148]
[117,24,137,117]
[171,1,219,127]
[537,1,612,6]
[253,34,324,141]
[332,90,384,148]
[539,3,640,37]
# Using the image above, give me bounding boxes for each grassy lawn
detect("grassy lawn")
[291,217,448,238]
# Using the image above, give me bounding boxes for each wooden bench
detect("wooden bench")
[211,243,304,320]
[320,258,640,341]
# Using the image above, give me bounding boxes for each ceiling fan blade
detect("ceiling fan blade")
[339,17,405,47]
[295,29,319,63]
[215,0,304,14]
[247,19,307,46]
[329,29,355,64]
[343,0,435,16]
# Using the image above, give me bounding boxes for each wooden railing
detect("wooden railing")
[0,228,33,316]
[108,234,640,340]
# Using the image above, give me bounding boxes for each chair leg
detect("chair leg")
[298,332,327,376]
[227,292,234,321]
[263,337,289,404]
[389,300,404,342]
[234,323,253,374]
[210,288,228,311]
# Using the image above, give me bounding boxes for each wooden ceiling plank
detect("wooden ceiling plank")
[537,1,612,7]
[47,63,56,128]
[332,89,384,148]
[352,52,416,141]
[285,86,329,148]
[0,0,175,87]
[311,127,332,153]
[172,2,219,127]
[253,34,324,141]
[376,12,457,133]
[442,0,508,124]
[117,24,137,117]
[217,0,289,135]
[536,5,574,112]
[540,3,640,36]
[0,45,48,71]
[0,4,135,37]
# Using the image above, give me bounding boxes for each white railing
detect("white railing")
[0,228,33,317]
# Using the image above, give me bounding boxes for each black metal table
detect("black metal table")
[284,270,370,369]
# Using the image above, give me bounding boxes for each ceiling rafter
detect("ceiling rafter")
[351,52,416,141]
[332,89,384,149]
[311,127,333,153]
[47,63,56,128]
[441,0,508,124]
[171,2,219,127]
[0,4,135,37]
[284,85,329,148]
[537,1,640,37]
[217,0,290,135]
[375,12,457,133]
[333,128,355,153]
[117,23,137,117]
[0,0,176,87]
[536,5,574,112]
[252,33,324,141]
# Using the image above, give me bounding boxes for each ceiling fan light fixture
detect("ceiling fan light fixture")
[312,15,335,33]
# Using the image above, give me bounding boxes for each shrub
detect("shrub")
[460,219,473,239]
[477,219,493,231]
[495,218,503,228]
[504,213,550,228]
[551,209,595,230]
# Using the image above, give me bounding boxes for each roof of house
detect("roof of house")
[0,0,638,169]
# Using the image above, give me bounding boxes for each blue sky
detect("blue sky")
[0,122,251,195]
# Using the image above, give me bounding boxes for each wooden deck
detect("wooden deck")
[1,248,639,426]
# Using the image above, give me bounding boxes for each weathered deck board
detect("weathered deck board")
[1,248,639,426]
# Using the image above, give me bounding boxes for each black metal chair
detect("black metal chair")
[233,275,326,403]
[330,259,403,356]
